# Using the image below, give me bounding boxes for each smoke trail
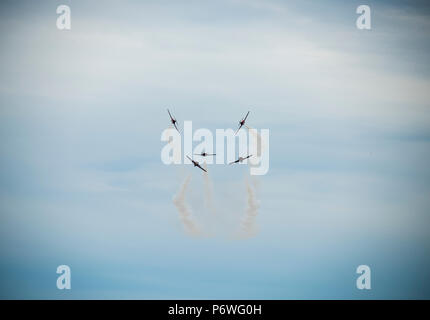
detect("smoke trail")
[172,175,201,236]
[239,177,260,237]
[202,163,217,217]
[226,126,263,238]
[167,126,175,146]
[246,125,266,157]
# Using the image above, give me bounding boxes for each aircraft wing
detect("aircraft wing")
[235,124,243,135]
[173,122,180,133]
[243,111,250,122]
[196,164,207,172]
[167,109,173,120]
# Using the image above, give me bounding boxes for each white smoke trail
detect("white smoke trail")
[239,177,260,237]
[246,125,265,157]
[233,125,263,238]
[172,175,201,236]
[167,126,175,146]
[202,163,217,217]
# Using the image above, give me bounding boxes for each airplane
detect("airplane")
[229,155,252,165]
[167,109,180,133]
[235,111,250,135]
[194,152,216,157]
[186,155,207,172]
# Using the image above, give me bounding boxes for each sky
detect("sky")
[0,0,430,299]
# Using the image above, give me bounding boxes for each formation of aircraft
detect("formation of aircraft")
[167,109,253,173]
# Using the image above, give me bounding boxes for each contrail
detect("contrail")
[239,177,260,237]
[172,175,201,236]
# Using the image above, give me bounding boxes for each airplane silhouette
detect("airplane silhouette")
[167,109,180,133]
[186,155,207,172]
[235,111,250,135]
[229,155,252,165]
[194,152,216,157]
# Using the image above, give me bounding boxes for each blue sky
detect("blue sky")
[1,0,430,299]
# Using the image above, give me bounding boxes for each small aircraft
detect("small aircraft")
[167,109,180,133]
[194,152,216,157]
[186,155,207,172]
[235,111,250,135]
[229,155,252,165]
